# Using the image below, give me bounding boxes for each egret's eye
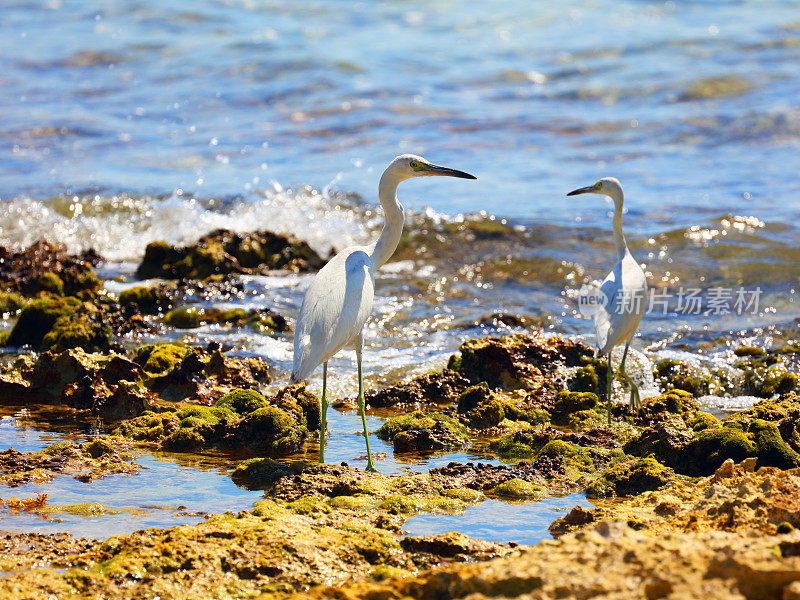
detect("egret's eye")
[410,160,419,169]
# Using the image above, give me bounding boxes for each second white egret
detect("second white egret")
[567,177,647,421]
[290,155,476,471]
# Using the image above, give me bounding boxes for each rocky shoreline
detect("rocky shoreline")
[0,233,798,598]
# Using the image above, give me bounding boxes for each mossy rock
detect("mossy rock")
[505,407,551,427]
[733,393,800,423]
[492,429,552,459]
[742,364,798,397]
[36,271,65,295]
[492,478,543,499]
[231,457,291,489]
[680,426,756,476]
[84,439,114,458]
[269,384,321,431]
[537,439,594,471]
[118,285,171,315]
[571,364,599,394]
[687,411,720,431]
[135,231,324,280]
[0,292,26,315]
[585,457,674,498]
[551,391,598,425]
[377,411,469,452]
[567,408,607,431]
[176,405,235,425]
[6,296,110,352]
[645,389,696,415]
[6,296,80,348]
[216,388,269,415]
[654,358,710,396]
[749,419,800,470]
[456,383,507,428]
[163,306,202,329]
[112,411,175,441]
[42,314,111,353]
[62,265,101,296]
[236,406,307,454]
[43,441,77,455]
[162,427,206,451]
[734,346,767,357]
[159,405,235,450]
[134,343,187,375]
[446,354,462,371]
[537,439,580,459]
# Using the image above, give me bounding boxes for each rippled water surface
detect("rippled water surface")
[404,494,593,546]
[0,0,798,542]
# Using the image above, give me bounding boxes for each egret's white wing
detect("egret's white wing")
[594,251,647,356]
[292,247,374,381]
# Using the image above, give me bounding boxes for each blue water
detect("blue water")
[404,494,594,546]
[0,415,264,538]
[1,1,799,227]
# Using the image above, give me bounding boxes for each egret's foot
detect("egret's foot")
[622,373,641,411]
[365,463,379,473]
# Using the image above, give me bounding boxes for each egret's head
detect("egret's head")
[567,177,623,198]
[385,154,476,181]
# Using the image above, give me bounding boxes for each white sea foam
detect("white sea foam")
[0,188,373,262]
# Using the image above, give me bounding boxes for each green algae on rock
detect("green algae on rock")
[452,333,593,391]
[135,228,325,280]
[6,296,110,352]
[550,391,599,425]
[654,358,711,396]
[118,285,173,314]
[0,437,138,487]
[376,411,469,453]
[216,387,269,415]
[0,240,101,297]
[162,305,288,331]
[456,383,510,428]
[231,457,293,489]
[0,291,26,316]
[134,342,187,375]
[115,385,315,456]
[491,477,544,500]
[0,342,273,417]
[585,456,675,498]
[622,391,800,476]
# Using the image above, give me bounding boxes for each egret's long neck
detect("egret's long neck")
[371,170,405,269]
[609,188,628,258]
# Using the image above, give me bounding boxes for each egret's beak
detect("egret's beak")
[567,185,596,196]
[425,163,477,180]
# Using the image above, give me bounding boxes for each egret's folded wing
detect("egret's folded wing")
[292,248,374,381]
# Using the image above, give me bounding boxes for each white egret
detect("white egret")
[567,178,647,420]
[290,154,476,471]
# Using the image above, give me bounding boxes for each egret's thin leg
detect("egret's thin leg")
[606,352,613,425]
[619,342,641,410]
[319,362,328,464]
[619,342,633,410]
[355,332,377,473]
